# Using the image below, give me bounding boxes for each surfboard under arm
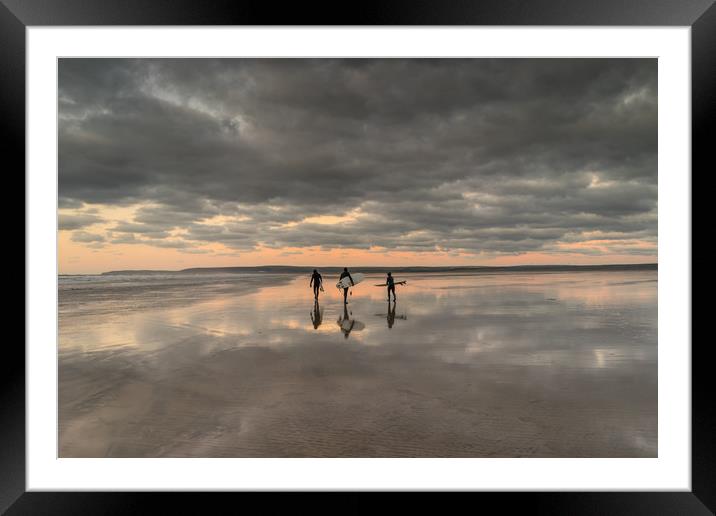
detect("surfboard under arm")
[336,272,366,289]
[373,281,407,286]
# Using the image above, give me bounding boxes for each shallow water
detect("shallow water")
[59,270,657,457]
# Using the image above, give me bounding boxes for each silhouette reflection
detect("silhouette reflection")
[376,300,407,329]
[310,300,323,329]
[337,304,365,339]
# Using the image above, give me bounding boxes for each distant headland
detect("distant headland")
[100,263,657,276]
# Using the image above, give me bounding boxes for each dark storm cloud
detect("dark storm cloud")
[71,231,105,243]
[59,58,657,256]
[59,213,104,230]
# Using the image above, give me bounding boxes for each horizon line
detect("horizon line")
[59,262,659,276]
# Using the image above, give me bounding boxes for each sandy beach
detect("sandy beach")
[59,269,657,457]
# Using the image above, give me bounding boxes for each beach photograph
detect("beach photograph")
[58,58,657,458]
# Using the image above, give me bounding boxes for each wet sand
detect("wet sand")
[59,270,657,457]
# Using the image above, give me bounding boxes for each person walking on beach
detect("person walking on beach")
[339,267,354,304]
[310,269,323,299]
[386,271,397,302]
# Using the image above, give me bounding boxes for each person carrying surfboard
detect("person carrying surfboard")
[310,269,323,299]
[339,267,354,304]
[386,272,397,302]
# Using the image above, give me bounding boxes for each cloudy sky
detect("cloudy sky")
[58,58,657,273]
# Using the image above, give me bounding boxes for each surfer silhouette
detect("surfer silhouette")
[310,299,323,329]
[339,267,354,304]
[310,269,323,299]
[386,272,396,302]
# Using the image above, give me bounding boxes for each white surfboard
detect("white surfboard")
[335,272,365,289]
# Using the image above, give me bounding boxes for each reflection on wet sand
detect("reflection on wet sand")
[376,300,407,329]
[310,300,323,329]
[337,304,365,339]
[59,270,657,457]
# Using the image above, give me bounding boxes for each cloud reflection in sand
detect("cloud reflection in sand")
[59,270,657,457]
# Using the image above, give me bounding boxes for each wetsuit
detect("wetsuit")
[339,270,354,303]
[387,275,396,301]
[310,271,322,298]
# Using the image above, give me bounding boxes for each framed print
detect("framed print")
[7,0,712,512]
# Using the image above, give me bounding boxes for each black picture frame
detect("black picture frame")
[5,0,711,513]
